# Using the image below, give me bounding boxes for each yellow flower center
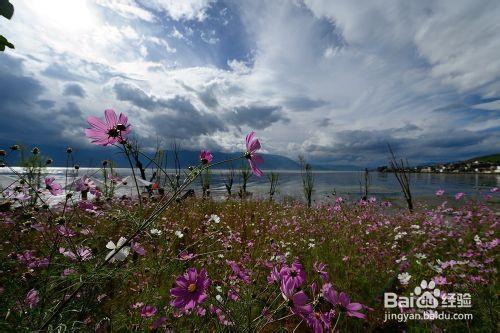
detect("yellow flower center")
[188,283,197,293]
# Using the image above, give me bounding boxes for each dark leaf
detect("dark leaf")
[0,0,14,19]
[0,34,14,51]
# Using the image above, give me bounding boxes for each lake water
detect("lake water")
[1,167,499,204]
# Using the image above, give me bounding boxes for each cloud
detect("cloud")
[1,0,499,165]
[95,0,155,22]
[225,105,288,129]
[0,56,85,146]
[142,0,214,21]
[63,83,86,98]
[147,95,226,140]
[113,81,169,110]
[473,100,500,111]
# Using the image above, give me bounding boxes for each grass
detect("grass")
[0,193,498,332]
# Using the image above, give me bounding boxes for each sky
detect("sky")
[1,0,499,166]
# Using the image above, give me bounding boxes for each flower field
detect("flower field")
[0,110,498,332]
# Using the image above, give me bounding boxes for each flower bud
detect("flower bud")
[66,147,73,154]
[0,150,6,156]
[10,145,19,151]
[31,147,39,155]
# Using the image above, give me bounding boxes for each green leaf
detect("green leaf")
[0,0,14,19]
[0,35,14,51]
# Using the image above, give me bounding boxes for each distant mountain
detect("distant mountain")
[2,144,304,170]
[464,154,500,164]
[2,144,364,171]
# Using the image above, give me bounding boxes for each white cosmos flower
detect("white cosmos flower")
[105,237,130,263]
[150,228,162,236]
[397,272,412,285]
[175,230,184,238]
[209,214,220,224]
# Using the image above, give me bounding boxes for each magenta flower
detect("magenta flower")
[280,260,307,288]
[140,305,157,318]
[338,292,366,319]
[85,109,131,146]
[75,175,96,194]
[45,177,63,195]
[280,277,313,317]
[227,260,251,284]
[313,261,329,282]
[200,150,213,164]
[150,316,167,329]
[244,131,264,177]
[455,192,465,200]
[435,189,445,196]
[56,225,77,237]
[25,289,39,309]
[170,267,211,310]
[131,242,146,256]
[322,283,339,305]
[306,310,335,333]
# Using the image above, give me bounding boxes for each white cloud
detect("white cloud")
[145,0,214,21]
[473,100,500,111]
[95,0,155,22]
[2,0,499,164]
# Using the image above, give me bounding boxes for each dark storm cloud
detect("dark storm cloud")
[63,83,86,98]
[36,99,56,109]
[225,105,289,129]
[42,62,84,81]
[0,55,85,146]
[148,95,226,139]
[306,125,500,166]
[113,81,169,110]
[111,80,227,142]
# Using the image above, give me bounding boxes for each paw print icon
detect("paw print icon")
[414,280,440,309]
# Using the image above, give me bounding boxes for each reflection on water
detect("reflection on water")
[1,167,499,203]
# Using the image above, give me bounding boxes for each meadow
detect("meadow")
[0,109,498,332]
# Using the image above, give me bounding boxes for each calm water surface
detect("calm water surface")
[1,167,498,203]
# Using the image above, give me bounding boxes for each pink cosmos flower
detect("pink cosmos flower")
[227,260,251,284]
[45,177,63,195]
[432,276,447,285]
[313,261,329,282]
[338,292,366,319]
[200,150,213,164]
[280,260,307,288]
[150,316,167,330]
[455,192,465,200]
[140,305,157,318]
[306,309,335,333]
[131,242,146,256]
[85,109,131,146]
[25,289,39,309]
[435,189,445,196]
[75,175,96,194]
[170,267,211,310]
[56,225,77,237]
[280,277,313,317]
[244,131,264,177]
